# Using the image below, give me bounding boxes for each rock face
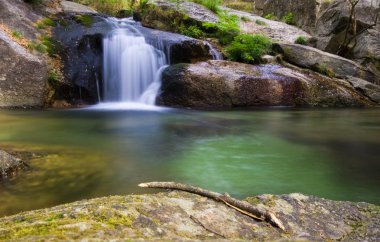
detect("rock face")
[0,30,47,108]
[157,60,373,108]
[252,0,325,33]
[60,0,97,13]
[53,15,215,104]
[0,191,378,241]
[0,150,27,181]
[274,43,380,84]
[315,0,380,78]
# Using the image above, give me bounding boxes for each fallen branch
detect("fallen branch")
[138,181,286,231]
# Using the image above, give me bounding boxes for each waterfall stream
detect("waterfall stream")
[102,19,167,107]
[93,18,222,109]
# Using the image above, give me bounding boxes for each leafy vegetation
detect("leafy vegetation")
[179,25,204,38]
[226,34,272,63]
[283,12,296,25]
[202,11,240,45]
[295,36,308,45]
[11,31,22,39]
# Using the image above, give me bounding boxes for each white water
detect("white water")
[101,19,167,108]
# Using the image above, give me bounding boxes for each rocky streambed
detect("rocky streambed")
[0,191,379,241]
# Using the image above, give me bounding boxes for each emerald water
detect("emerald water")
[0,108,379,216]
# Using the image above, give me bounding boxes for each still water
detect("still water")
[0,108,379,216]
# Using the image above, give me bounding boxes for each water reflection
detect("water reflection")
[0,108,379,216]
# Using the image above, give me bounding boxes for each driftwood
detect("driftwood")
[138,181,286,231]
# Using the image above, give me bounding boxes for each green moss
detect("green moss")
[75,14,94,27]
[245,197,260,205]
[312,63,336,78]
[240,16,250,22]
[193,0,220,13]
[255,19,266,25]
[225,1,253,12]
[202,11,240,45]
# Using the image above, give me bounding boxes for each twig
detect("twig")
[190,215,226,238]
[138,181,286,231]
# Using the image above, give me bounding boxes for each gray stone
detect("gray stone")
[0,150,27,181]
[347,76,380,104]
[157,60,373,108]
[274,43,379,84]
[0,30,47,108]
[60,0,97,14]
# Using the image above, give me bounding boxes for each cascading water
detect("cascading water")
[101,18,167,107]
[92,18,222,110]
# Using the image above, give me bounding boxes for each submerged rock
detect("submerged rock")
[0,150,28,181]
[157,60,373,108]
[0,191,378,241]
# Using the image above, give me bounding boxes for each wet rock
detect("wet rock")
[274,43,380,84]
[0,191,378,241]
[0,150,28,181]
[157,60,374,108]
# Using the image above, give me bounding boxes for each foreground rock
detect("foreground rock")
[157,60,374,108]
[274,43,380,85]
[0,191,378,241]
[0,150,28,181]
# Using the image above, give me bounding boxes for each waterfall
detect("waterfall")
[102,19,167,106]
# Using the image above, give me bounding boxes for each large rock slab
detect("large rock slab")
[0,150,28,181]
[274,43,380,84]
[0,191,378,241]
[60,0,97,14]
[0,30,47,108]
[157,60,373,108]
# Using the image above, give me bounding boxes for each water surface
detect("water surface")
[0,108,379,216]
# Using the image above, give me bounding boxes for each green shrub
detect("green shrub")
[255,19,266,25]
[75,14,94,27]
[226,34,272,63]
[180,25,204,38]
[264,12,276,20]
[202,12,240,45]
[28,41,47,53]
[295,36,308,45]
[283,12,296,25]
